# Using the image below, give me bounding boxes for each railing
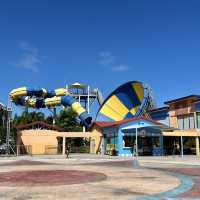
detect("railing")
[6,145,90,156]
[70,146,90,153]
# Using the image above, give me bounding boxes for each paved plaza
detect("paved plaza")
[0,154,200,200]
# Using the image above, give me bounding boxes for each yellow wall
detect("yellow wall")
[18,130,60,155]
[89,126,102,154]
[17,129,102,155]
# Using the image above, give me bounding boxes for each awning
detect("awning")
[121,120,168,136]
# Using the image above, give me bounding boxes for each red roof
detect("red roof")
[15,121,64,132]
[91,116,164,129]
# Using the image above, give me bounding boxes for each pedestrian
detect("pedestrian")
[132,142,136,157]
[65,143,70,158]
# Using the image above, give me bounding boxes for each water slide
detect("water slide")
[9,87,92,128]
[96,89,104,105]
[96,81,156,121]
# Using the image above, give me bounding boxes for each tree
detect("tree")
[55,108,82,132]
[12,108,83,132]
[12,111,45,126]
[0,109,7,144]
[7,108,82,146]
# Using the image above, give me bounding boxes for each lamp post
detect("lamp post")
[135,126,138,158]
[133,122,143,168]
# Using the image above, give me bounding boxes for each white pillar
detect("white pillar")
[135,127,138,158]
[180,136,183,158]
[62,136,66,155]
[196,137,200,156]
[16,145,19,156]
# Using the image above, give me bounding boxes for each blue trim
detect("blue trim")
[136,173,194,200]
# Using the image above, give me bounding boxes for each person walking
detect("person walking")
[132,141,136,157]
[65,143,70,158]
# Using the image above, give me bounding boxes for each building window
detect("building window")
[177,114,195,130]
[105,132,118,152]
[123,135,135,148]
[178,116,184,129]
[196,112,200,129]
[189,115,195,129]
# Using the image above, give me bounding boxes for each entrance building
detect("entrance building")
[149,95,200,156]
[90,117,166,156]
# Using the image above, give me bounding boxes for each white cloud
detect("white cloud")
[98,51,115,66]
[15,42,42,72]
[98,51,130,72]
[112,64,130,72]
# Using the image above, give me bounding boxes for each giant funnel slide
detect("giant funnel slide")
[10,87,92,128]
[96,81,155,121]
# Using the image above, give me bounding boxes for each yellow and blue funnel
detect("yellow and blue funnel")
[96,81,154,121]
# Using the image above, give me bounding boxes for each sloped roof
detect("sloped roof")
[164,95,200,105]
[91,116,164,129]
[148,106,169,113]
[15,121,64,132]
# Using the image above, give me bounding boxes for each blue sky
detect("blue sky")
[1,0,200,114]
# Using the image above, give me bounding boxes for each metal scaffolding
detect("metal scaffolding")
[0,99,14,155]
[66,82,104,114]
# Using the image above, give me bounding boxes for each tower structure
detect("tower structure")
[66,82,104,114]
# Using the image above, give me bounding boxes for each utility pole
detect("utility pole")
[6,105,12,155]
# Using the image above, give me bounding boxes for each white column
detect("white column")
[196,137,200,156]
[62,136,66,155]
[135,127,138,158]
[180,136,183,158]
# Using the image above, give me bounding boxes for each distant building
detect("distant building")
[91,95,200,157]
[164,95,199,129]
[148,106,169,126]
[16,95,200,157]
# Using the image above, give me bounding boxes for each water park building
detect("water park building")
[90,95,200,157]
[7,81,200,157]
[16,94,200,157]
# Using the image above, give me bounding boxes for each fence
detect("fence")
[69,146,90,153]
[16,145,32,156]
[11,145,89,155]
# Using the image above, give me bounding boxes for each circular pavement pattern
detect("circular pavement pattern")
[0,170,107,186]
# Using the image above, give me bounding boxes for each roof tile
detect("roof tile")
[92,116,163,128]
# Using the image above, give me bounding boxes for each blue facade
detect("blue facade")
[101,119,163,157]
